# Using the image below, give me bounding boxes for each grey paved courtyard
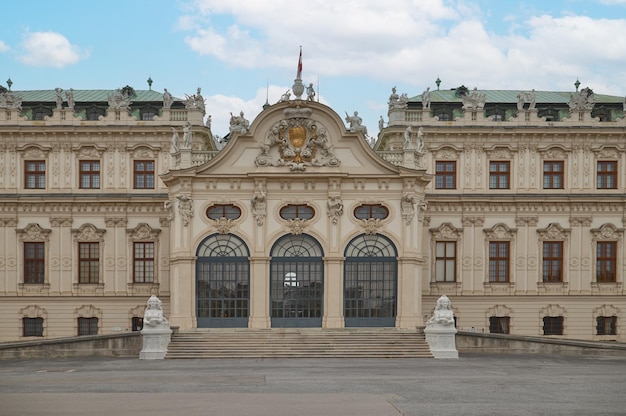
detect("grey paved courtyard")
[1,353,625,416]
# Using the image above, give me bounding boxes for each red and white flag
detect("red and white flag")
[296,47,302,79]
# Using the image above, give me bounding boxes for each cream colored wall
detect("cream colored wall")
[414,119,626,341]
[0,107,197,341]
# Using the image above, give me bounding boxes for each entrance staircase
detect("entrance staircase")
[165,328,433,358]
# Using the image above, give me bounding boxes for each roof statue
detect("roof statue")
[461,88,486,110]
[568,87,595,111]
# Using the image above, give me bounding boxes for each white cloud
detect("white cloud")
[0,40,9,53]
[18,31,89,68]
[179,1,626,95]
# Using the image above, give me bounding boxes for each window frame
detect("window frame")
[77,317,99,336]
[596,316,617,336]
[597,161,617,190]
[542,241,564,282]
[78,242,100,284]
[353,204,389,220]
[206,204,242,220]
[489,161,510,189]
[543,316,564,335]
[79,160,101,189]
[279,204,315,220]
[435,241,456,282]
[24,160,46,189]
[596,241,617,282]
[22,317,44,337]
[543,160,564,189]
[133,242,155,283]
[133,160,155,189]
[435,161,457,190]
[24,242,45,284]
[488,241,510,283]
[489,316,510,334]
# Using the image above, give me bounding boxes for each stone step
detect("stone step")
[166,329,433,359]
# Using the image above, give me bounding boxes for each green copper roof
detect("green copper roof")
[410,89,624,104]
[12,89,179,103]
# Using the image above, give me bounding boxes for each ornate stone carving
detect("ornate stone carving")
[255,108,340,170]
[360,218,382,235]
[176,194,193,227]
[591,223,623,240]
[213,217,235,234]
[127,223,161,241]
[250,183,266,226]
[286,218,309,235]
[16,223,51,242]
[327,195,343,225]
[72,224,106,242]
[401,192,419,226]
[483,223,516,239]
[75,145,104,159]
[129,146,156,159]
[537,223,570,240]
[430,222,462,239]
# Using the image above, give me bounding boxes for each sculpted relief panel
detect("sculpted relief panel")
[255,107,340,171]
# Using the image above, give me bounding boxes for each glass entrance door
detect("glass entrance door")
[270,234,324,327]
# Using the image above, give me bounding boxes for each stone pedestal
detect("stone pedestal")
[424,325,459,359]
[140,327,172,359]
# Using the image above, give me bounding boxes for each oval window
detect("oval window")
[354,204,389,220]
[279,204,315,220]
[206,204,241,220]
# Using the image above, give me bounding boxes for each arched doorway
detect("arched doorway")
[196,234,250,328]
[270,234,324,328]
[344,234,398,327]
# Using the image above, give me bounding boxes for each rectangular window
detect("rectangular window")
[78,242,99,284]
[25,161,46,189]
[543,316,564,335]
[543,161,564,189]
[435,161,456,189]
[435,241,456,282]
[597,161,617,189]
[134,242,155,283]
[78,317,98,336]
[134,160,155,189]
[22,317,44,337]
[489,316,510,334]
[79,160,100,189]
[597,241,617,282]
[489,161,510,189]
[542,241,563,282]
[489,241,509,282]
[24,242,45,284]
[596,316,617,336]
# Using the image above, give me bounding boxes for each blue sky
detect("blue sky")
[1,0,626,137]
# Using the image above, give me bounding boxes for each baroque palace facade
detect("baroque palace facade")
[0,78,625,342]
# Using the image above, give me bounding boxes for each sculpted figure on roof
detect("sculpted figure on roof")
[422,87,432,110]
[461,88,486,110]
[162,88,173,109]
[568,87,595,111]
[345,111,368,135]
[107,89,131,110]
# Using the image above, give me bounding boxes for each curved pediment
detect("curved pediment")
[174,100,406,180]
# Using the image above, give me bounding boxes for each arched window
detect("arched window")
[344,234,398,327]
[270,234,324,327]
[196,234,250,328]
